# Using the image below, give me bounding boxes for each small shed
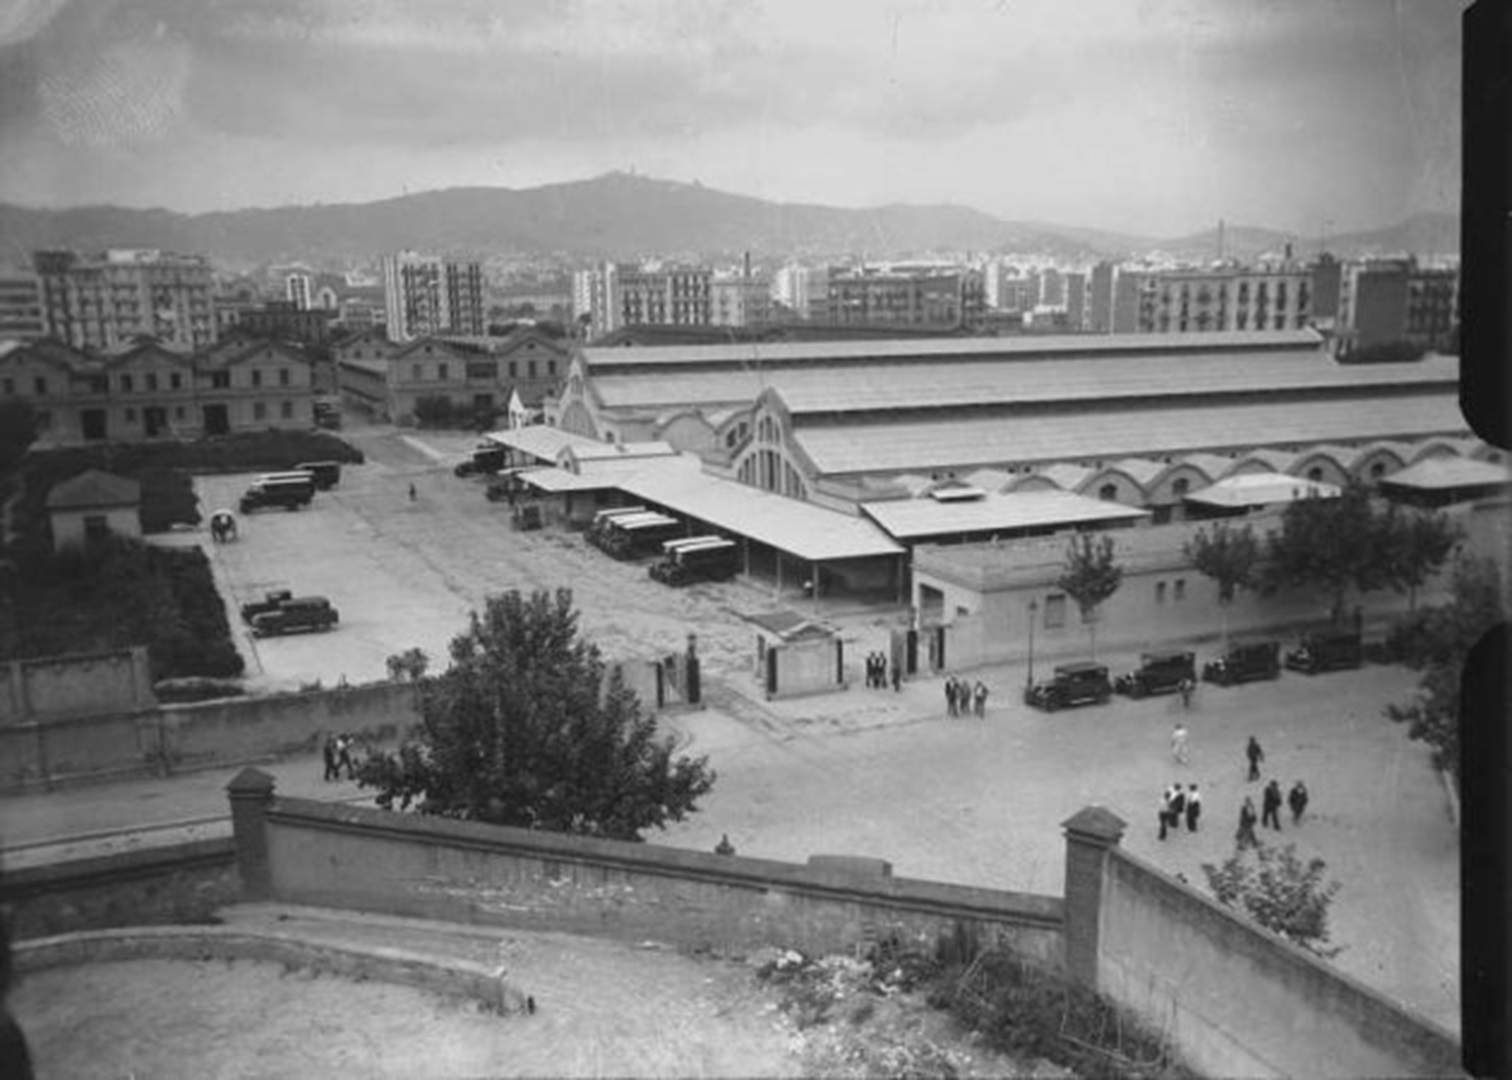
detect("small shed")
[45,469,142,550]
[748,609,844,700]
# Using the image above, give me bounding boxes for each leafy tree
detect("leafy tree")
[1056,533,1123,659]
[385,647,429,682]
[1201,841,1342,958]
[0,399,37,474]
[1263,482,1456,623]
[1184,521,1260,648]
[1384,556,1508,781]
[356,589,715,840]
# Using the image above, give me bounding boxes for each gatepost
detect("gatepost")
[1060,805,1126,988]
[227,766,276,900]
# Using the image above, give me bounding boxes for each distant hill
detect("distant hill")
[0,172,1458,268]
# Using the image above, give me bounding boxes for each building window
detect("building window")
[279,368,290,386]
[280,401,293,419]
[83,515,110,543]
[1307,467,1324,482]
[1043,594,1067,629]
[253,402,267,420]
[1156,581,1167,605]
[211,372,230,390]
[509,361,518,379]
[1370,461,1386,479]
[1172,476,1190,497]
[174,406,185,420]
[548,360,557,376]
[124,407,136,422]
[412,364,422,381]
[1173,578,1186,601]
[1098,483,1117,501]
[170,373,182,390]
[528,360,537,379]
[437,363,448,381]
[146,373,158,391]
[1,378,12,395]
[120,374,133,392]
[251,369,262,388]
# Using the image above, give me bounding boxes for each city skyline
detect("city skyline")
[0,0,1464,238]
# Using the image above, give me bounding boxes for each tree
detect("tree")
[356,589,715,841]
[1384,556,1507,782]
[1201,841,1342,958]
[1056,533,1123,660]
[1263,482,1455,623]
[0,400,37,474]
[1184,521,1260,648]
[385,647,429,682]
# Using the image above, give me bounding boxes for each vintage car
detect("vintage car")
[1113,650,1196,698]
[1023,661,1113,712]
[1201,640,1281,686]
[239,589,293,624]
[1284,628,1364,675]
[250,596,339,638]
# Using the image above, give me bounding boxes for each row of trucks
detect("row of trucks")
[586,507,739,586]
[237,462,342,514]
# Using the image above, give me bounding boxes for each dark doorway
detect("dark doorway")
[144,406,167,437]
[203,403,230,436]
[81,409,107,440]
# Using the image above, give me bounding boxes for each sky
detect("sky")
[0,0,1464,237]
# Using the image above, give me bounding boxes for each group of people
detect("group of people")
[1234,737,1310,849]
[322,731,359,782]
[1158,782,1201,839]
[864,651,899,691]
[944,675,988,718]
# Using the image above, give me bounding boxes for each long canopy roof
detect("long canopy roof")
[861,490,1148,541]
[795,392,1466,476]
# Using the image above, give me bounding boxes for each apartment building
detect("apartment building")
[382,252,486,342]
[0,333,317,443]
[32,248,217,352]
[1110,265,1313,334]
[826,265,985,329]
[0,273,46,339]
[572,262,714,340]
[711,274,774,327]
[771,264,829,320]
[1343,257,1458,352]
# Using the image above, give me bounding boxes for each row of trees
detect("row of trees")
[1056,482,1462,657]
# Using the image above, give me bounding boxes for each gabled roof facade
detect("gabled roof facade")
[45,469,141,509]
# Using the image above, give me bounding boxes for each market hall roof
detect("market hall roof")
[581,328,1324,370]
[1380,456,1512,491]
[793,392,1467,476]
[1185,473,1343,509]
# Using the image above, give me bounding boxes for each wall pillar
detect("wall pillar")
[227,766,276,900]
[1060,805,1127,988]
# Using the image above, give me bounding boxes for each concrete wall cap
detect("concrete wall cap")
[1060,805,1127,843]
[226,766,276,796]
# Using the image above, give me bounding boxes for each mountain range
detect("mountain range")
[0,172,1459,270]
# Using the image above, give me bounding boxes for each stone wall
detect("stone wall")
[0,646,154,724]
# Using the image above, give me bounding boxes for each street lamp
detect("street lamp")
[1026,598,1039,689]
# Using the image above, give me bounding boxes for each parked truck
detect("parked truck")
[238,472,316,513]
[597,512,683,559]
[649,537,739,586]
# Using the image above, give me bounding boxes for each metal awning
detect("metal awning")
[1185,472,1341,508]
[861,490,1148,541]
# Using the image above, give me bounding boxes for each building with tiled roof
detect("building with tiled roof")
[45,469,142,549]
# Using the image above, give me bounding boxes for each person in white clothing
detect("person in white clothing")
[1171,722,1190,765]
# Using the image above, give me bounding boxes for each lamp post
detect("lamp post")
[1026,599,1039,689]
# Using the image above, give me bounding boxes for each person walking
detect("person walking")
[408,482,416,502]
[943,677,956,717]
[865,653,874,688]
[335,733,355,780]
[321,733,339,782]
[973,681,988,719]
[1237,796,1259,849]
[1288,780,1310,825]
[1167,783,1186,828]
[1171,722,1190,765]
[1245,736,1264,782]
[1185,784,1201,832]
[1178,676,1194,709]
[891,660,902,692]
[1158,789,1174,841]
[1261,779,1284,831]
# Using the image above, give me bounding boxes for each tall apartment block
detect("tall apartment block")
[826,265,985,329]
[1109,265,1313,334]
[0,272,46,339]
[1345,257,1458,352]
[711,274,773,327]
[382,252,486,342]
[772,264,828,320]
[32,249,217,351]
[571,262,713,339]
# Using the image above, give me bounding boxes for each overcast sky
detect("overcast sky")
[0,0,1463,237]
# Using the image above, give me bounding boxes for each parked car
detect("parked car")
[1201,640,1281,686]
[1023,661,1112,712]
[1113,650,1196,699]
[250,596,339,638]
[239,589,293,623]
[1284,628,1364,674]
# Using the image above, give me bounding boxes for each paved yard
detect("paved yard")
[147,423,1462,1036]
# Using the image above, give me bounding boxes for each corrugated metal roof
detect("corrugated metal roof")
[588,349,1455,414]
[1382,457,1512,490]
[862,490,1148,540]
[483,426,604,460]
[584,329,1322,368]
[1177,453,1240,481]
[615,469,904,561]
[1107,458,1167,486]
[1186,473,1341,508]
[1023,463,1093,491]
[794,393,1466,476]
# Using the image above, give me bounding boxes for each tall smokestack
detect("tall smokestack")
[1217,219,1225,263]
[743,251,751,281]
